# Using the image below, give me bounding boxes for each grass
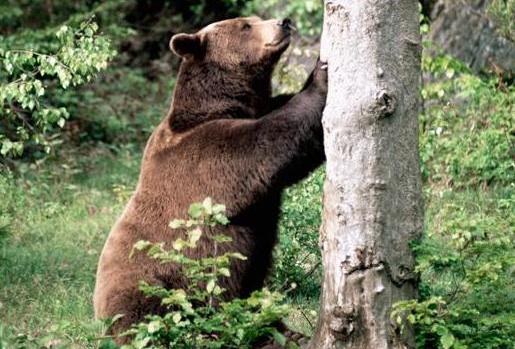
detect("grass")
[0,146,141,347]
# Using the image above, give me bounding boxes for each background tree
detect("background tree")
[308,1,423,348]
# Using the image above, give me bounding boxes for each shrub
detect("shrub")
[419,48,514,188]
[124,198,294,349]
[393,188,515,349]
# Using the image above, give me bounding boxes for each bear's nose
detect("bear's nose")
[279,18,293,31]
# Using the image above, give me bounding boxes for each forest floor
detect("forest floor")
[1,53,513,348]
[1,140,512,348]
[0,146,140,346]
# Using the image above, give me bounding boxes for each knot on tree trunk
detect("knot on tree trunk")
[329,305,356,339]
[389,263,418,286]
[371,90,397,119]
[326,2,345,15]
[341,246,382,276]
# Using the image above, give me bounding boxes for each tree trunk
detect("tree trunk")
[308,1,423,349]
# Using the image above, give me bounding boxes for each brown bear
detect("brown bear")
[93,16,327,343]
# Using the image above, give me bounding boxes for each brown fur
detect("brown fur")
[93,16,327,343]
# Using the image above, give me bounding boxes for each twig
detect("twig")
[299,308,314,331]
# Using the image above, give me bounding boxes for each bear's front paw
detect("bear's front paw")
[313,57,328,91]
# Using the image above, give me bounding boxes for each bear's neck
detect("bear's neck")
[167,61,272,132]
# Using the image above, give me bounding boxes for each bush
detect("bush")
[393,187,515,349]
[124,198,294,349]
[420,52,514,188]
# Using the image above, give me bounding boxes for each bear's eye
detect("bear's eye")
[242,23,252,31]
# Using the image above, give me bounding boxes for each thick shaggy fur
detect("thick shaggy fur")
[93,16,327,342]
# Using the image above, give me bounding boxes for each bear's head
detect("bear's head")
[170,16,293,71]
[167,17,294,131]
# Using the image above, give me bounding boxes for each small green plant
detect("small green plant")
[392,297,464,349]
[124,198,294,349]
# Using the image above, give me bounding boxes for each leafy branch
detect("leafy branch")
[0,18,116,157]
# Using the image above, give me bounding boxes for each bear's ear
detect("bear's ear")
[170,33,202,58]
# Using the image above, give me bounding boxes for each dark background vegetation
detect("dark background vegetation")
[0,0,513,348]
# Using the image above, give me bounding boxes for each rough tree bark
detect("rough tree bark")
[307,1,423,349]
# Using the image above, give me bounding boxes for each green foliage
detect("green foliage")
[240,0,324,36]
[390,37,515,348]
[0,0,132,159]
[0,319,115,349]
[125,198,292,349]
[420,51,514,188]
[487,0,515,40]
[273,167,324,297]
[0,171,17,244]
[393,188,515,349]
[59,67,174,145]
[0,18,116,157]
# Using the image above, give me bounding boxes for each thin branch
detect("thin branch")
[7,50,72,72]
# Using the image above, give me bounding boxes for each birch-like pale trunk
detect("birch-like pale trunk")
[308,1,423,348]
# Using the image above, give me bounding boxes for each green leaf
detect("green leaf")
[219,267,230,277]
[172,312,181,324]
[202,197,213,214]
[98,339,118,349]
[441,332,455,349]
[169,219,185,229]
[147,320,161,334]
[227,252,247,260]
[172,239,187,251]
[1,140,12,156]
[213,285,223,295]
[287,343,301,349]
[56,25,69,39]
[271,329,287,346]
[130,240,152,258]
[133,337,150,349]
[188,227,202,246]
[188,203,203,219]
[212,203,226,214]
[212,234,232,244]
[57,118,66,128]
[214,213,230,225]
[206,279,216,293]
